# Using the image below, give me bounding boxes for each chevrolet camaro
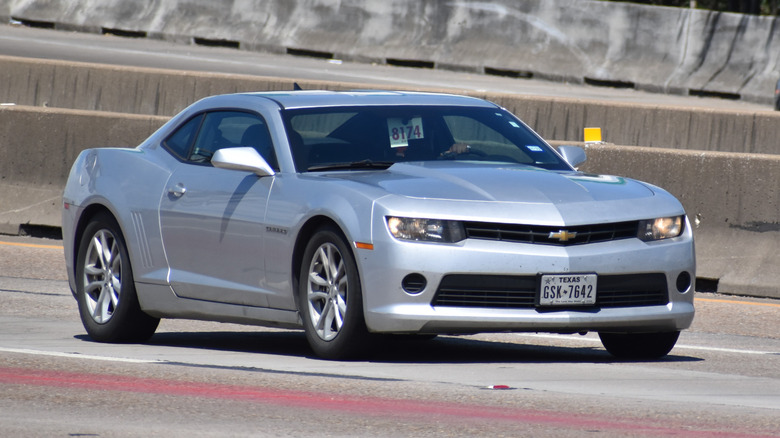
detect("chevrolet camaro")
[62,90,695,360]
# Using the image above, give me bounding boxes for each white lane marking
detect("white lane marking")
[513,333,778,356]
[0,347,164,364]
[1,335,775,366]
[673,345,776,356]
[513,333,602,343]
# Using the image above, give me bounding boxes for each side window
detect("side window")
[162,114,203,160]
[188,111,278,170]
[235,118,278,171]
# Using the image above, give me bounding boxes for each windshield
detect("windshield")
[282,105,570,172]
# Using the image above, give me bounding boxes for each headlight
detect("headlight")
[638,216,684,241]
[386,217,466,243]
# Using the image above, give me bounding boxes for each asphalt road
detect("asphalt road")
[1,236,778,437]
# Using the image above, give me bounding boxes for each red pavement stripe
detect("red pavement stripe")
[0,366,773,437]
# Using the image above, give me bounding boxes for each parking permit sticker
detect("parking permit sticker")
[388,117,424,148]
[527,145,543,152]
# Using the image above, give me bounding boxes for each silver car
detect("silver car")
[62,91,695,360]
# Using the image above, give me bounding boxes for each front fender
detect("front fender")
[62,148,174,289]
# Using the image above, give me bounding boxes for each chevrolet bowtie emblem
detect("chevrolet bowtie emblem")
[549,230,578,242]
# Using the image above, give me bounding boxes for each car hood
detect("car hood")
[328,162,654,204]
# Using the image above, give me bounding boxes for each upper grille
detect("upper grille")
[432,273,669,309]
[463,221,639,246]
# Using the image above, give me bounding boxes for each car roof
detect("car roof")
[226,90,499,110]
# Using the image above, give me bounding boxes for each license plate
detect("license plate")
[538,273,597,306]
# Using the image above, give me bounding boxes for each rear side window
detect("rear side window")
[163,115,203,160]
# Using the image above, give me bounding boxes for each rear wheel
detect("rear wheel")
[298,225,368,359]
[598,331,680,359]
[75,213,159,343]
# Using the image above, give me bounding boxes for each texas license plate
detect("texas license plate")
[538,273,597,306]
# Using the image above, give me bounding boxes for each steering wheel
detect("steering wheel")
[438,145,486,160]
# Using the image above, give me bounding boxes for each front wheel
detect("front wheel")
[298,225,368,360]
[598,331,680,359]
[75,212,159,343]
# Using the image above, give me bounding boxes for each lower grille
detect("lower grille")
[432,273,668,309]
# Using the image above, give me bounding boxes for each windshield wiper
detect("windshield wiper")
[307,160,395,171]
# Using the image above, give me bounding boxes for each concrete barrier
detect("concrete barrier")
[0,55,333,117]
[2,55,779,155]
[576,143,780,299]
[2,0,779,106]
[0,105,167,234]
[1,1,777,297]
[484,94,780,155]
[0,104,776,297]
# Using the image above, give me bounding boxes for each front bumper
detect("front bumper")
[357,220,695,334]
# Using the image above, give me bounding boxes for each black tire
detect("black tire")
[298,225,369,360]
[75,212,159,343]
[598,331,680,359]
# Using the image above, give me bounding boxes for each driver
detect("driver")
[440,143,471,157]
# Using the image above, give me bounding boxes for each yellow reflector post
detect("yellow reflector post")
[584,127,602,143]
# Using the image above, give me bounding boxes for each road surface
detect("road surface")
[0,236,778,437]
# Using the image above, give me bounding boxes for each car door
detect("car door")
[158,110,277,307]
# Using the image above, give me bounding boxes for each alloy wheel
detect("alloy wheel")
[82,229,122,324]
[306,242,348,341]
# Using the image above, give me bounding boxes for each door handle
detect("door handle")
[168,183,187,198]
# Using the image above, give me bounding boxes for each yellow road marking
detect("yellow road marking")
[0,241,63,250]
[697,297,780,309]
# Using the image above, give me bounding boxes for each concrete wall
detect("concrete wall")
[0,103,776,297]
[1,0,778,296]
[0,105,167,233]
[2,55,779,154]
[2,0,779,105]
[577,143,780,298]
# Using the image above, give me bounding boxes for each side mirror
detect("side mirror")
[212,147,275,177]
[557,145,587,168]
